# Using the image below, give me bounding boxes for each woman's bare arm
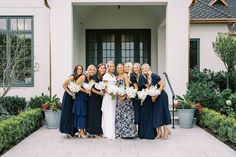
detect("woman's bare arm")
[62,76,74,96]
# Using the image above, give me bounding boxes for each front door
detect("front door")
[86,29,151,66]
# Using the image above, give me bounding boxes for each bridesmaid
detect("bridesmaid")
[130,63,142,129]
[138,63,156,139]
[87,63,106,137]
[59,65,81,138]
[115,63,137,138]
[101,61,116,139]
[150,66,171,139]
[73,65,96,138]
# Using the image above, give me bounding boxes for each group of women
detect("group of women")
[59,61,171,140]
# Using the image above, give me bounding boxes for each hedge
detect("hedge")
[0,109,44,154]
[0,96,27,115]
[198,108,236,144]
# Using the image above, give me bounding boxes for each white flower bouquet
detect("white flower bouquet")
[94,81,106,91]
[107,85,118,100]
[147,85,161,97]
[126,86,137,98]
[137,89,148,105]
[117,86,127,96]
[82,82,94,90]
[67,81,81,99]
[82,82,95,95]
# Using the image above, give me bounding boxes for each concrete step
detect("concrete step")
[171,115,196,126]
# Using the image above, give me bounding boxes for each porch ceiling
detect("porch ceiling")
[73,5,166,26]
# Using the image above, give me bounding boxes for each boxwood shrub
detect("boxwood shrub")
[0,109,44,154]
[27,95,47,109]
[0,96,27,115]
[198,108,236,144]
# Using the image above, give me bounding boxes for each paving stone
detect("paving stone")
[1,125,236,157]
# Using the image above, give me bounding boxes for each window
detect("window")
[0,16,33,87]
[189,38,200,70]
[229,23,236,35]
[86,29,151,66]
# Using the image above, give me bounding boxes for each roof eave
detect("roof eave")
[190,18,236,24]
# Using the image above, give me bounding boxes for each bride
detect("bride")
[101,60,116,139]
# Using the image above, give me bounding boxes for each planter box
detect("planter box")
[44,110,61,129]
[177,109,195,128]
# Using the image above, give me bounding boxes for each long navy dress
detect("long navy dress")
[86,75,103,135]
[138,75,156,139]
[73,75,88,129]
[60,89,77,135]
[130,73,141,125]
[151,73,171,128]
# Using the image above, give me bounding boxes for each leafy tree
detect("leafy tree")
[212,33,236,89]
[0,35,27,114]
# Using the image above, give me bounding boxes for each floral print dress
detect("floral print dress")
[115,79,137,138]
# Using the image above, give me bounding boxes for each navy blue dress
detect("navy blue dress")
[130,73,141,125]
[151,73,171,128]
[60,90,77,135]
[73,75,88,129]
[138,74,156,139]
[86,75,103,135]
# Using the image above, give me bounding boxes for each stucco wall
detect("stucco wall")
[190,23,228,71]
[0,0,50,99]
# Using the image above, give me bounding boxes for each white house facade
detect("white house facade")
[0,0,235,100]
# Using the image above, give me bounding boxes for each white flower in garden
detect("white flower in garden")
[226,100,232,106]
[126,86,137,98]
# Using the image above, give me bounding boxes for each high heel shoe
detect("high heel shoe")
[78,133,87,138]
[67,134,75,139]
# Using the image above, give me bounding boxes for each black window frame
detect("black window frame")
[0,16,34,87]
[86,29,151,67]
[189,38,200,70]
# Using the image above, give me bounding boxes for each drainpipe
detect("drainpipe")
[44,0,52,99]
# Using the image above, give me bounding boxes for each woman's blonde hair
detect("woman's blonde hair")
[141,63,152,84]
[116,63,124,75]
[106,60,115,72]
[133,63,141,82]
[124,62,133,75]
[86,64,97,80]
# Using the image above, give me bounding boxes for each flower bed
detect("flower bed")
[0,109,44,154]
[198,108,236,149]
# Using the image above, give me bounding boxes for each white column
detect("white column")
[50,0,73,98]
[165,0,191,96]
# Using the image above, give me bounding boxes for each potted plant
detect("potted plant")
[175,95,202,128]
[41,95,62,129]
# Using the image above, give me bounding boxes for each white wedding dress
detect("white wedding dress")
[101,73,116,139]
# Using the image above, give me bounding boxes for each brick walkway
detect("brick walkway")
[2,125,236,157]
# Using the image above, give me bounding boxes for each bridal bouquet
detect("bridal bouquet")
[117,86,127,96]
[82,82,95,95]
[67,81,81,99]
[107,84,118,100]
[147,85,161,97]
[137,89,148,105]
[126,86,137,98]
[94,81,106,91]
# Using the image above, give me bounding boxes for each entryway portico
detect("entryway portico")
[49,0,191,99]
